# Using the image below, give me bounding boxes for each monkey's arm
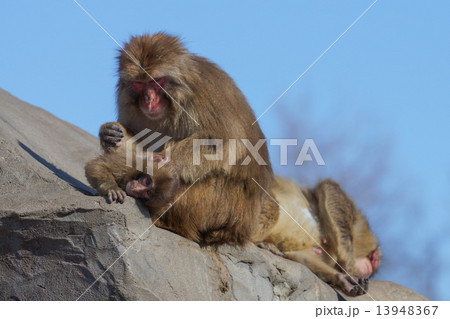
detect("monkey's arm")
[85,150,143,203]
[85,156,127,203]
[163,132,254,183]
[162,133,210,182]
[99,128,213,183]
[99,121,252,183]
[285,250,368,297]
[313,179,381,277]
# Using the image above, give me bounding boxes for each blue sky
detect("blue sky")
[1,1,449,299]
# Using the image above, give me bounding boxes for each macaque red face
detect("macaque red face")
[353,249,380,278]
[130,77,169,120]
[125,174,153,199]
[118,34,190,122]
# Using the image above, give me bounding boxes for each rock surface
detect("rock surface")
[0,88,428,301]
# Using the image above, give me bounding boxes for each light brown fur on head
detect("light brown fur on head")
[116,34,193,138]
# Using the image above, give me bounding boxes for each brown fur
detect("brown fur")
[85,150,179,215]
[85,33,381,296]
[95,33,279,245]
[264,177,381,296]
[85,151,380,296]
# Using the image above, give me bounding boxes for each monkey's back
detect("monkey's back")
[264,177,321,252]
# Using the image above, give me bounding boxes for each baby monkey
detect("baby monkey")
[85,151,180,217]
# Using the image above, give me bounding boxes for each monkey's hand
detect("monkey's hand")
[99,122,126,149]
[106,187,127,204]
[335,273,368,297]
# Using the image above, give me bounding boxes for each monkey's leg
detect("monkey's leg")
[141,161,180,217]
[285,250,368,297]
[164,135,256,184]
[251,191,280,242]
[162,176,260,245]
[313,179,359,274]
[252,191,283,255]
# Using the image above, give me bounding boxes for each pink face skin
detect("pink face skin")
[354,249,380,278]
[313,245,380,278]
[131,77,169,120]
[125,174,153,199]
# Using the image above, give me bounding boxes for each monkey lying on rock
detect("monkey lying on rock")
[85,32,381,296]
[267,177,380,296]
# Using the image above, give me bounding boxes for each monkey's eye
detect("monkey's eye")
[131,77,168,93]
[148,77,168,90]
[157,77,167,88]
[131,81,146,93]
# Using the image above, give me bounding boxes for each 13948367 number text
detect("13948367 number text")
[377,305,438,316]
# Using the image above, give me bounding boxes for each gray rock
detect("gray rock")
[0,88,428,301]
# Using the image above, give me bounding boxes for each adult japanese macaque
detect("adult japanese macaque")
[85,32,381,296]
[95,33,279,245]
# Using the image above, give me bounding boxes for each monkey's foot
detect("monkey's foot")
[106,188,127,204]
[336,273,368,297]
[256,242,285,257]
